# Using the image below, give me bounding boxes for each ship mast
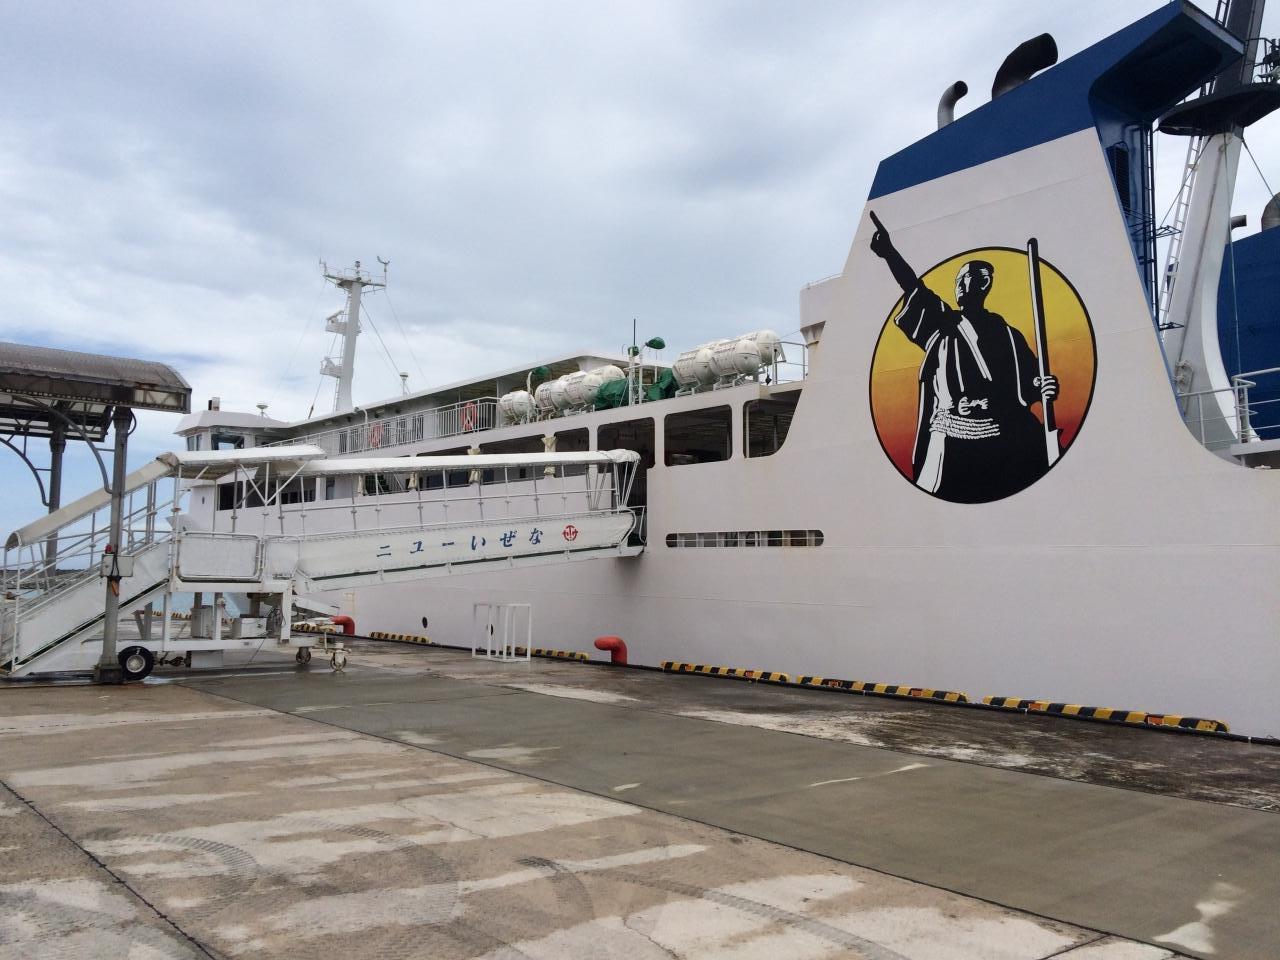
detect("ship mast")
[319,260,386,414]
[1156,0,1273,449]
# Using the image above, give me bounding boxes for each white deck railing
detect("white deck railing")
[269,397,500,456]
[1178,365,1280,450]
[270,346,812,456]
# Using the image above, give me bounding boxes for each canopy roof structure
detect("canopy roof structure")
[154,446,640,480]
[0,342,191,440]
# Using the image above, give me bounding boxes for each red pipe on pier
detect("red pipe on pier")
[594,635,628,665]
[331,615,356,636]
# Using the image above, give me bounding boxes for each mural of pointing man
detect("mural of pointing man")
[869,211,1058,503]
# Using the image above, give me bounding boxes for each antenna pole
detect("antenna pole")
[319,260,386,414]
[630,318,639,405]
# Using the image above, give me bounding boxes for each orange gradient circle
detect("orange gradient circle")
[869,246,1096,498]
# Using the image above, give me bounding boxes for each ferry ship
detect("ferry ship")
[9,2,1280,738]
[177,1,1280,737]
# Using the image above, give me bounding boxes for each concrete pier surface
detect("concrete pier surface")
[2,641,1275,959]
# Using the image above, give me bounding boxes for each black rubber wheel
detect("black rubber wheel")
[118,645,155,681]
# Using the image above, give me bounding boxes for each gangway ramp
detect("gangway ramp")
[2,445,642,679]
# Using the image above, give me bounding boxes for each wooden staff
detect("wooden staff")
[1026,238,1061,465]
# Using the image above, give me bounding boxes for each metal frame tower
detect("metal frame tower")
[320,260,386,414]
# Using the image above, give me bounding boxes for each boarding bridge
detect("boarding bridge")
[1,445,640,678]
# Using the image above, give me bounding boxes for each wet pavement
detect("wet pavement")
[342,642,1280,813]
[3,640,1276,958]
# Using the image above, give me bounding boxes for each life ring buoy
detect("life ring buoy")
[461,401,478,432]
[369,423,384,448]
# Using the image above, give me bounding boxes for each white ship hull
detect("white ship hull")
[317,130,1280,736]
[161,6,1279,736]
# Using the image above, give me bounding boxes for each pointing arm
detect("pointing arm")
[869,211,919,294]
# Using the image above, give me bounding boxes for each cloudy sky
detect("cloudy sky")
[3,0,1279,529]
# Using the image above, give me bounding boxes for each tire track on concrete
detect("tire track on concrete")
[0,778,221,959]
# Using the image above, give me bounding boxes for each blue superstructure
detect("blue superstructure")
[1218,227,1280,437]
[869,3,1241,310]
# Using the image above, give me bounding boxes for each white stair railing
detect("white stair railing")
[2,470,179,665]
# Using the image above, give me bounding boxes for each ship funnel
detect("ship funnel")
[937,81,969,129]
[1263,193,1280,231]
[991,33,1058,99]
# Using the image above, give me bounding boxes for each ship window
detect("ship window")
[744,394,799,457]
[665,406,731,466]
[417,446,469,490]
[277,480,315,505]
[216,480,263,511]
[554,428,591,477]
[481,435,546,483]
[212,433,244,450]
[599,418,653,547]
[555,428,589,451]
[664,529,824,547]
[599,419,654,469]
[362,474,392,496]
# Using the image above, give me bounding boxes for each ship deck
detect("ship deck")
[2,639,1277,959]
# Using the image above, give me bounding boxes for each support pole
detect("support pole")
[161,591,172,648]
[335,279,364,414]
[94,406,131,684]
[44,423,65,566]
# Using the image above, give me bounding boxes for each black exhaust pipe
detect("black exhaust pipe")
[992,33,1058,100]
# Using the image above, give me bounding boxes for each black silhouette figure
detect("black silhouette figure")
[869,211,1058,503]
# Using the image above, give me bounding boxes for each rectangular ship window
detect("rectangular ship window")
[362,474,392,496]
[216,482,237,511]
[216,480,262,510]
[417,446,469,490]
[481,435,546,482]
[599,418,654,548]
[744,393,800,457]
[554,427,591,477]
[664,529,824,548]
[665,406,731,466]
[598,418,653,469]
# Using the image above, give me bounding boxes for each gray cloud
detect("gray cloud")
[3,0,1279,529]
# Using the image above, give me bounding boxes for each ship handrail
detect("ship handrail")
[3,472,179,607]
[770,339,809,384]
[1178,365,1280,448]
[211,467,630,532]
[267,341,810,456]
[266,396,501,457]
